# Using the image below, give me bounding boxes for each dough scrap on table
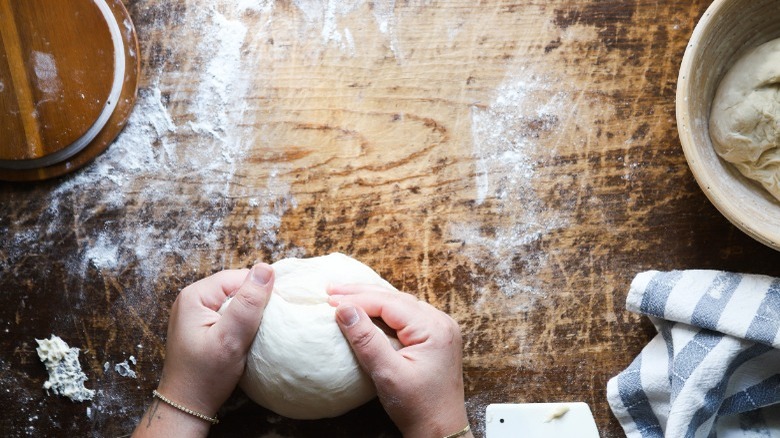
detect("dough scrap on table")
[544,405,570,422]
[35,335,95,402]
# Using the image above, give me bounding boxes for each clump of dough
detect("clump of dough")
[710,38,780,201]
[35,335,95,402]
[221,253,399,420]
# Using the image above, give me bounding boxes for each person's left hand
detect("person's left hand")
[134,263,274,437]
[159,263,275,415]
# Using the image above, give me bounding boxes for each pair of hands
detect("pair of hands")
[133,263,470,438]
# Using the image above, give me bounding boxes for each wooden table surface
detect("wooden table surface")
[3,0,780,436]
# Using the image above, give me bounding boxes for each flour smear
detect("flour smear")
[32,51,62,97]
[40,0,304,287]
[451,65,573,308]
[292,0,400,58]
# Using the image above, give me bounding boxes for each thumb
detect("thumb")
[336,304,401,375]
[215,263,274,350]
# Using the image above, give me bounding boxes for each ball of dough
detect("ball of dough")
[225,253,397,420]
[710,38,780,201]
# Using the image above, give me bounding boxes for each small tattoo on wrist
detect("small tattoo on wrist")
[146,399,161,428]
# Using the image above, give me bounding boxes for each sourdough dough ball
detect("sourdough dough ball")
[710,38,780,201]
[225,253,397,420]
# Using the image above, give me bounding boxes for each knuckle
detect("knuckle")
[216,330,244,359]
[350,326,378,351]
[175,287,192,304]
[170,295,183,312]
[433,315,462,347]
[448,316,462,336]
[398,291,418,302]
[235,289,264,310]
[451,321,463,343]
[370,368,396,389]
[450,329,463,349]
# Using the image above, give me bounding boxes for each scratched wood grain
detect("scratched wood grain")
[3,1,780,437]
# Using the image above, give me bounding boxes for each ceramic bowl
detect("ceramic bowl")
[677,0,780,251]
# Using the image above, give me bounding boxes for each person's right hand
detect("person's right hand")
[327,284,472,438]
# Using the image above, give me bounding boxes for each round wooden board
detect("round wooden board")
[0,0,139,181]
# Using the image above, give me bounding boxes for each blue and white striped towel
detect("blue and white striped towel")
[607,270,780,438]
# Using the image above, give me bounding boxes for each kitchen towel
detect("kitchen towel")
[607,270,780,438]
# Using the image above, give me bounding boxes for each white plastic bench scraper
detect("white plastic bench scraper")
[485,402,600,438]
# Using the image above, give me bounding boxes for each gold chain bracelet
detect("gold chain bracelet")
[443,424,471,438]
[152,390,219,425]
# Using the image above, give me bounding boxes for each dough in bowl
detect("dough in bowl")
[710,38,780,201]
[221,253,397,419]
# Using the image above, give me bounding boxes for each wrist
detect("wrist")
[153,390,220,424]
[401,408,470,438]
[133,396,211,438]
[155,396,214,430]
[403,422,472,438]
[157,375,223,417]
[441,424,472,438]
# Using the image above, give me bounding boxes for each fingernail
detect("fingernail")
[251,264,272,286]
[336,305,359,327]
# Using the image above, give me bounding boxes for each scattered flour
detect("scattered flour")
[18,0,304,297]
[471,66,569,207]
[451,65,573,305]
[4,0,585,433]
[84,234,120,270]
[291,0,399,57]
[2,1,306,434]
[369,0,399,58]
[32,51,63,96]
[1,0,404,303]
